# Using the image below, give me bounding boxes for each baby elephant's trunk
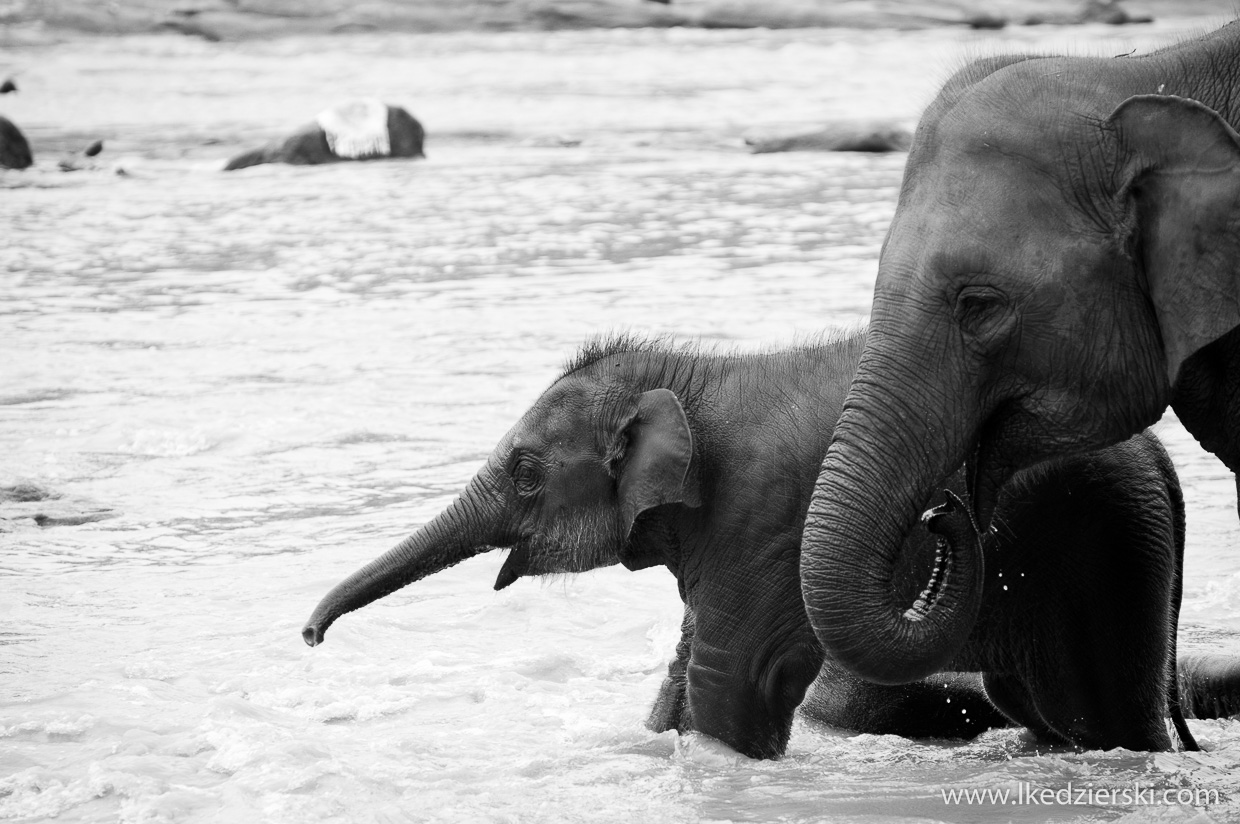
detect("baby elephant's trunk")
[302,471,504,646]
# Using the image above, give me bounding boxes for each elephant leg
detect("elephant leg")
[680,583,823,760]
[647,607,693,734]
[802,662,1009,739]
[985,438,1179,751]
[1179,653,1240,720]
[1009,579,1175,752]
[982,672,1065,744]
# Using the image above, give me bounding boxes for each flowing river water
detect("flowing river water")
[5,17,1240,824]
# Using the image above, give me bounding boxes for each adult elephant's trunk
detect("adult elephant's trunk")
[800,346,984,685]
[302,469,507,647]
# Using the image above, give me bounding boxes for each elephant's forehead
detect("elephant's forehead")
[896,149,1077,258]
[511,382,596,449]
[923,61,1111,196]
[933,56,1109,151]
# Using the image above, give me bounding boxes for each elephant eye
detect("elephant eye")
[954,286,1009,338]
[511,456,543,495]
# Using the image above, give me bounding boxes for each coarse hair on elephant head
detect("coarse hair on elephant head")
[302,337,702,648]
[801,21,1240,687]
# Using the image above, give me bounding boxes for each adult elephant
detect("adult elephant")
[302,334,1239,756]
[223,99,424,171]
[801,21,1240,687]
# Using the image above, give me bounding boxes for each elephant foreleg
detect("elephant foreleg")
[981,672,1066,745]
[647,607,694,733]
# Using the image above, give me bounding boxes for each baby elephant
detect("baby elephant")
[224,99,424,171]
[304,333,1239,758]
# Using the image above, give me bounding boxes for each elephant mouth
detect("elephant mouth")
[914,490,981,621]
[493,545,526,590]
[968,401,1031,533]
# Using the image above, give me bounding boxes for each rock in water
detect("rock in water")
[224,101,425,171]
[0,116,32,169]
[745,120,913,154]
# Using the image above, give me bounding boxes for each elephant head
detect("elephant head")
[302,372,700,647]
[801,52,1240,685]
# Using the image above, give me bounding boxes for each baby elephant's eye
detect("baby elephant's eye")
[511,458,543,494]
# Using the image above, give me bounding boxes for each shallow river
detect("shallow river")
[5,17,1240,824]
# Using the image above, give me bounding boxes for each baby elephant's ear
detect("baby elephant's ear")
[618,388,701,539]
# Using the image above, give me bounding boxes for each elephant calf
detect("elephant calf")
[304,332,1239,757]
[223,99,424,171]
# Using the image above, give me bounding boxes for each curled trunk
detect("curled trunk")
[800,353,984,684]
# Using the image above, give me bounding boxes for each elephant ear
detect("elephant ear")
[1110,94,1240,385]
[615,388,701,551]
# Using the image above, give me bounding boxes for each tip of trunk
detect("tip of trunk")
[302,624,325,647]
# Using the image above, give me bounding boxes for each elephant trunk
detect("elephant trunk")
[302,470,506,647]
[800,348,984,685]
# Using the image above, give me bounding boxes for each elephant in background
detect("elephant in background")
[303,333,1240,757]
[800,19,1240,697]
[224,99,424,171]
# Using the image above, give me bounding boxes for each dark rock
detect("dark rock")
[1082,0,1153,23]
[0,483,58,503]
[58,139,106,171]
[966,13,1007,29]
[0,116,33,170]
[745,121,913,154]
[155,18,223,39]
[224,100,425,171]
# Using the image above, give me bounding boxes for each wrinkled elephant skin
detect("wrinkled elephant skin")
[802,20,1240,696]
[303,335,1240,756]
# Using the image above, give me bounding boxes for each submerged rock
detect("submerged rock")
[1023,0,1153,24]
[0,482,117,531]
[58,139,106,172]
[745,120,913,154]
